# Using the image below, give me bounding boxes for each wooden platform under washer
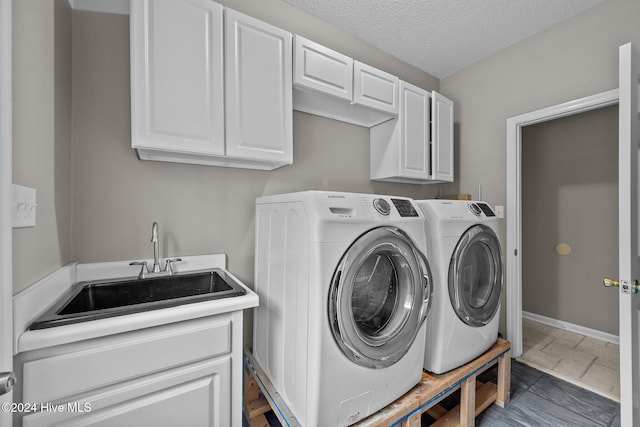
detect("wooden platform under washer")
[243,338,511,427]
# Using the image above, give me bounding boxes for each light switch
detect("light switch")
[12,184,37,228]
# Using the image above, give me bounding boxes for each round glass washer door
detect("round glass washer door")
[328,227,433,369]
[448,224,503,327]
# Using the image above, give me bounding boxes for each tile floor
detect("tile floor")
[243,359,621,427]
[519,317,620,401]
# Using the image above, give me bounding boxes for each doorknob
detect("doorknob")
[603,277,640,294]
[0,372,16,395]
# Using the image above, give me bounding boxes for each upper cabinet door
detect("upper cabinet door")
[353,61,399,115]
[225,9,292,164]
[131,0,224,155]
[293,35,353,101]
[399,82,430,180]
[431,92,454,182]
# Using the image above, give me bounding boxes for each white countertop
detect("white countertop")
[13,254,258,354]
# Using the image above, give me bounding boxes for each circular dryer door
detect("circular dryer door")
[449,224,503,327]
[328,227,432,369]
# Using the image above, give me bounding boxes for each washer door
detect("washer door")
[449,224,503,327]
[329,227,432,369]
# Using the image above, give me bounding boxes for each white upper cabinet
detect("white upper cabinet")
[130,0,292,170]
[399,82,430,179]
[224,9,292,165]
[294,36,353,101]
[431,91,454,182]
[293,35,399,127]
[131,0,225,156]
[353,61,399,115]
[370,82,454,184]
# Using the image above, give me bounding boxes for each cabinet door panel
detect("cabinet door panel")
[225,9,292,163]
[400,82,430,179]
[354,61,399,115]
[293,35,353,101]
[432,92,454,182]
[131,0,224,155]
[23,358,231,427]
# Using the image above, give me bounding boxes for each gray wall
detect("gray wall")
[522,106,619,335]
[12,0,72,293]
[441,0,639,224]
[68,6,440,292]
[440,0,640,332]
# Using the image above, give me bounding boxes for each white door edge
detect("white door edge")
[617,42,640,426]
[505,88,619,358]
[0,0,13,419]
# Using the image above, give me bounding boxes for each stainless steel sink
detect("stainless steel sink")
[29,269,246,330]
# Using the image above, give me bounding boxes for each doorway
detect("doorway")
[505,90,619,377]
[517,105,620,400]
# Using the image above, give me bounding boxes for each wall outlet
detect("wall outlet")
[12,184,37,228]
[494,205,504,219]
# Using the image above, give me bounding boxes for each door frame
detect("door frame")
[505,89,619,357]
[0,0,12,417]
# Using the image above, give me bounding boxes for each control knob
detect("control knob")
[373,198,391,216]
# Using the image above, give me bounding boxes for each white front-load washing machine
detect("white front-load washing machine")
[253,191,433,427]
[414,200,503,374]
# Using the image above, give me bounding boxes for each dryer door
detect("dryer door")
[449,224,503,327]
[329,227,432,369]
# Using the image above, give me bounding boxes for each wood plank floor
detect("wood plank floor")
[243,359,621,427]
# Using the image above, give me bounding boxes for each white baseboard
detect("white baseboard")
[522,311,619,345]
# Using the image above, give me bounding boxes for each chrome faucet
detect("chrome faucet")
[130,222,181,279]
[151,222,161,273]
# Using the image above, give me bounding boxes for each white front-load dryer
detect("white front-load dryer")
[254,191,433,427]
[415,200,503,374]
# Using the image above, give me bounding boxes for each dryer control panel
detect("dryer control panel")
[475,203,496,217]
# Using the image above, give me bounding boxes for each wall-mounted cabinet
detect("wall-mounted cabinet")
[370,82,454,184]
[130,0,292,170]
[431,91,454,182]
[293,35,399,127]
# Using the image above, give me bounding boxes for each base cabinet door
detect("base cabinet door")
[22,357,231,427]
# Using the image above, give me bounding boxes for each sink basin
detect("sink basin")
[29,269,246,330]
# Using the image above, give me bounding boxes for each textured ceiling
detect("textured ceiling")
[284,0,605,78]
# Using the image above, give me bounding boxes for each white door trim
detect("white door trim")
[505,89,619,357]
[0,0,12,417]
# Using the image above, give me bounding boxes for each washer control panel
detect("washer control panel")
[391,199,419,217]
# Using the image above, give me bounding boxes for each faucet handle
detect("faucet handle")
[129,261,149,279]
[164,258,182,275]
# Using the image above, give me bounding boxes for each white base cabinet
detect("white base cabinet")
[131,0,292,170]
[371,82,454,184]
[14,312,243,427]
